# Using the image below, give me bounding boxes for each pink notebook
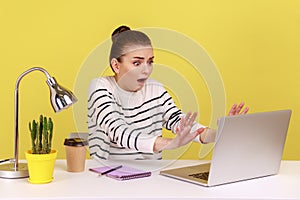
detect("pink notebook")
[89,165,151,181]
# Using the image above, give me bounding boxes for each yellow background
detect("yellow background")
[0,0,299,160]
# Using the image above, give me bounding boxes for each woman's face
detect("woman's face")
[112,45,154,92]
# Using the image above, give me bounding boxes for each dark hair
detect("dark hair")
[109,25,152,65]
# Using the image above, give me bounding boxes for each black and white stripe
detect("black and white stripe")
[87,76,199,160]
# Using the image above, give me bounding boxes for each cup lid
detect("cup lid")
[64,138,88,147]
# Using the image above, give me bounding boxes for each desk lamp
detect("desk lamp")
[0,67,77,179]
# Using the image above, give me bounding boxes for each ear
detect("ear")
[111,58,120,74]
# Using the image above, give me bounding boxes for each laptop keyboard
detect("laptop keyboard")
[188,172,209,181]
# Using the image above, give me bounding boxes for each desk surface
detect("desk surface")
[0,159,299,200]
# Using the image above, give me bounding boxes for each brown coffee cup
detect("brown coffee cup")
[64,138,88,172]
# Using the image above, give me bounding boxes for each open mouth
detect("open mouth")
[137,78,147,83]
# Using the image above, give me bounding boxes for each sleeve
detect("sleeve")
[88,79,111,159]
[87,79,158,154]
[160,88,207,144]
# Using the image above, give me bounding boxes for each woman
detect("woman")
[87,25,248,160]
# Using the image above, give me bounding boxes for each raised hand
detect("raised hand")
[164,112,205,149]
[228,102,249,116]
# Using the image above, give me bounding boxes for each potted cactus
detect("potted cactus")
[25,114,57,184]
[29,115,54,154]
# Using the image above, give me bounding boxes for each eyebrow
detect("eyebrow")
[132,56,154,60]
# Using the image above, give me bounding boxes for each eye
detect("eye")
[148,60,154,65]
[133,61,141,66]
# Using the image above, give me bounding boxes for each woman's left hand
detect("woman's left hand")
[228,102,249,116]
[199,102,249,144]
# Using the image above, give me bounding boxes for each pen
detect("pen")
[0,158,14,164]
[98,165,122,176]
[0,158,10,164]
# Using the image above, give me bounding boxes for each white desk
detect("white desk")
[0,160,299,200]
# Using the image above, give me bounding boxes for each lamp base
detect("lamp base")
[0,162,28,179]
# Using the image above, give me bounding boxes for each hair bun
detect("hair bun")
[111,25,131,43]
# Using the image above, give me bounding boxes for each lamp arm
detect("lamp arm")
[15,67,51,89]
[14,67,52,169]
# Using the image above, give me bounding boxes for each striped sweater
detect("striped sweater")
[87,76,205,160]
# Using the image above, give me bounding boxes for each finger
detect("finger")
[235,102,245,114]
[176,126,180,133]
[179,115,185,129]
[228,103,237,116]
[183,112,192,126]
[188,112,198,125]
[178,114,188,130]
[241,106,249,114]
[190,127,205,139]
[196,127,205,134]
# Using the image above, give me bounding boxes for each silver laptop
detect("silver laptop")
[160,110,292,187]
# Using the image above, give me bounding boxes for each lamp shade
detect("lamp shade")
[47,77,78,112]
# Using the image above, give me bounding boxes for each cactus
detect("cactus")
[28,114,54,154]
[48,118,53,154]
[42,117,48,153]
[29,120,38,154]
[38,115,43,152]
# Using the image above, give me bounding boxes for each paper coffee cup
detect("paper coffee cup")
[64,138,88,172]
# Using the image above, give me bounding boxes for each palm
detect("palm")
[166,112,204,149]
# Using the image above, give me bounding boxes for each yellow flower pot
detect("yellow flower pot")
[25,150,57,184]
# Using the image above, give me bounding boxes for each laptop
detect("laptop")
[160,109,292,187]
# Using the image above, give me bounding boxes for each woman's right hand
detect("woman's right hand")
[153,112,205,152]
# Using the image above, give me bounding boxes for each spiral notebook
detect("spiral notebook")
[89,165,151,181]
